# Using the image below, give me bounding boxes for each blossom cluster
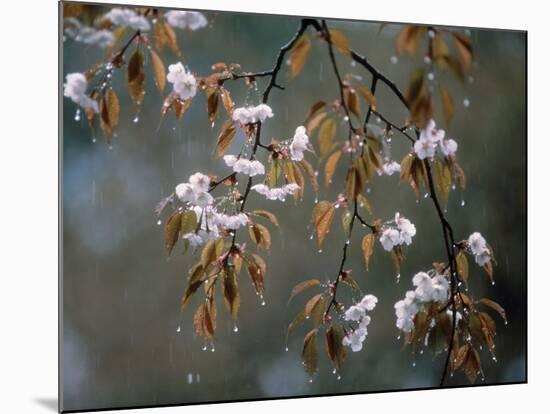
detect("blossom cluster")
[164,10,208,30]
[379,213,416,251]
[63,73,99,113]
[174,172,250,247]
[103,8,151,31]
[64,18,114,48]
[167,63,197,101]
[251,184,300,202]
[223,155,265,176]
[342,294,378,352]
[413,119,458,160]
[394,272,450,332]
[378,160,401,176]
[232,104,274,124]
[289,126,310,161]
[467,232,492,266]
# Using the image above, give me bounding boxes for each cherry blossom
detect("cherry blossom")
[64,18,114,48]
[232,104,274,124]
[395,212,417,245]
[414,119,459,160]
[103,8,151,31]
[251,183,300,201]
[289,126,310,161]
[468,231,492,266]
[63,73,99,112]
[223,155,265,176]
[379,228,400,251]
[342,294,377,352]
[378,160,401,176]
[378,213,416,251]
[164,10,208,30]
[167,63,197,101]
[213,212,249,230]
[175,173,212,207]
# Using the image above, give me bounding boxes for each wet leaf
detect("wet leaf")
[433,33,450,62]
[290,279,321,302]
[453,32,473,71]
[433,159,452,204]
[346,89,361,119]
[245,253,265,295]
[395,25,423,56]
[479,298,507,323]
[440,86,455,128]
[181,263,205,309]
[289,35,311,79]
[200,239,218,269]
[216,120,237,156]
[222,266,240,319]
[361,233,375,270]
[357,85,377,110]
[148,48,166,94]
[249,223,271,250]
[304,100,326,123]
[305,294,325,327]
[299,160,319,195]
[325,325,346,369]
[127,49,145,103]
[483,261,494,284]
[99,88,119,142]
[220,87,235,114]
[287,308,307,340]
[325,150,342,188]
[455,251,469,287]
[318,118,337,158]
[463,345,480,383]
[164,211,182,255]
[453,344,469,370]
[312,201,336,247]
[251,210,279,227]
[207,89,219,123]
[307,111,327,135]
[328,29,351,56]
[302,328,318,376]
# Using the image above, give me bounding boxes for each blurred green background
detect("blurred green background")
[61,4,526,412]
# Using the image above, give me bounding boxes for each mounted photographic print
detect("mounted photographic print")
[60,1,527,412]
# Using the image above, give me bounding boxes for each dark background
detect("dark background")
[62,4,526,411]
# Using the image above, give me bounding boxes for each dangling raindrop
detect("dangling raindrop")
[491,281,496,286]
[337,375,342,380]
[424,192,429,198]
[345,240,350,245]
[176,325,181,333]
[492,356,498,363]
[74,108,81,122]
[92,136,97,144]
[318,249,323,254]
[233,324,239,333]
[396,273,401,283]
[157,219,162,226]
[308,378,313,384]
[108,145,113,151]
[390,55,398,64]
[261,299,266,306]
[452,184,456,191]
[461,199,465,207]
[202,346,207,351]
[285,346,289,352]
[133,115,140,123]
[412,361,416,367]
[332,368,337,374]
[427,72,435,81]
[211,347,216,352]
[463,98,470,108]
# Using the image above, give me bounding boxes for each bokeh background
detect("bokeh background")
[61,3,526,412]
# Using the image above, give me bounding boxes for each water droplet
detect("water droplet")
[74,108,81,121]
[397,335,401,340]
[337,375,342,380]
[468,75,475,84]
[427,72,435,81]
[133,116,139,123]
[176,325,181,333]
[157,219,162,226]
[202,346,207,351]
[461,199,465,207]
[492,356,498,363]
[396,274,401,283]
[452,184,456,191]
[108,145,113,150]
[345,240,350,245]
[504,320,508,326]
[233,324,239,333]
[308,378,313,383]
[314,170,319,177]
[424,192,429,198]
[390,55,398,64]
[367,187,371,193]
[332,368,337,374]
[211,347,216,352]
[450,372,454,377]
[92,137,97,144]
[463,98,470,108]
[261,300,266,306]
[305,315,310,320]
[412,362,416,367]
[491,281,496,286]
[423,56,432,65]
[420,349,424,355]
[285,346,289,352]
[318,249,323,253]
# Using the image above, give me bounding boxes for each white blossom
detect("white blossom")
[214,212,249,230]
[189,172,210,193]
[359,294,378,311]
[379,161,401,176]
[440,138,458,157]
[468,232,492,267]
[232,104,274,124]
[289,126,310,161]
[431,274,450,302]
[194,191,214,208]
[103,8,151,31]
[251,183,300,201]
[63,73,98,112]
[342,293,377,353]
[164,10,207,30]
[167,62,197,101]
[395,212,416,245]
[224,156,265,176]
[414,138,437,160]
[420,119,445,144]
[412,272,435,302]
[64,18,114,48]
[379,228,400,251]
[175,183,195,203]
